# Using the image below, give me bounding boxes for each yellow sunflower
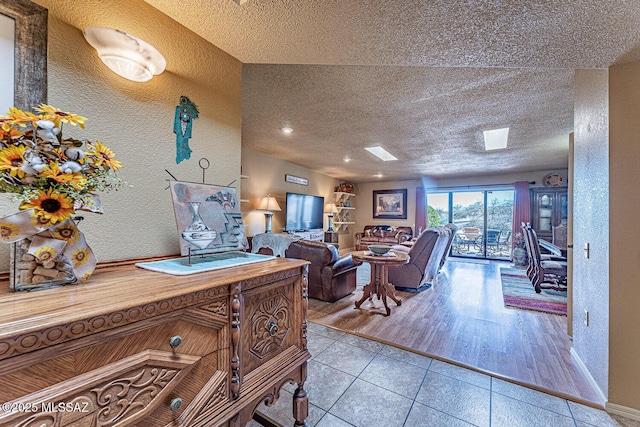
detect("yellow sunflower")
[35,104,87,129]
[1,107,37,128]
[20,189,75,225]
[53,224,80,243]
[0,126,26,140]
[0,145,27,178]
[78,269,93,282]
[71,247,89,266]
[87,141,122,171]
[41,162,88,190]
[0,221,19,241]
[33,245,57,262]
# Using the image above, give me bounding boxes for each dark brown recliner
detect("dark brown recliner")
[387,228,443,291]
[285,240,361,302]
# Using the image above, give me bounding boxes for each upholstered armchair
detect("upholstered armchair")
[285,240,361,302]
[354,225,413,251]
[387,226,451,291]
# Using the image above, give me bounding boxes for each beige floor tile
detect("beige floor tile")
[429,359,492,389]
[312,341,377,376]
[415,371,491,427]
[329,378,413,427]
[491,393,575,427]
[491,378,572,416]
[378,344,433,369]
[316,413,355,426]
[338,332,385,353]
[405,401,476,426]
[305,360,357,411]
[569,401,624,427]
[359,354,427,399]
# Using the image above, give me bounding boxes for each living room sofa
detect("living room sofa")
[284,240,362,302]
[354,225,413,251]
[389,225,453,291]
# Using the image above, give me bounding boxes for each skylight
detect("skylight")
[365,146,398,161]
[483,127,509,150]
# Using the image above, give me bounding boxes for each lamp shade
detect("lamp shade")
[257,195,281,212]
[83,27,166,82]
[324,203,338,214]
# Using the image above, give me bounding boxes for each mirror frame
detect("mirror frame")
[0,0,47,110]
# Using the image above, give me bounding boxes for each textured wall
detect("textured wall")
[609,62,640,410]
[0,0,242,266]
[240,148,344,243]
[354,169,569,234]
[572,69,610,399]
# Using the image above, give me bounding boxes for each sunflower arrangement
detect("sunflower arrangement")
[0,104,123,227]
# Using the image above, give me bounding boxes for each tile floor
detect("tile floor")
[248,322,640,427]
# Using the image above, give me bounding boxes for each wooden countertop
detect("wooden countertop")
[0,257,308,345]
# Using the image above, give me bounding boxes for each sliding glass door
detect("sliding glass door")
[426,189,514,260]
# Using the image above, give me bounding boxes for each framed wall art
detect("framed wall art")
[169,181,247,256]
[285,174,308,186]
[373,189,407,219]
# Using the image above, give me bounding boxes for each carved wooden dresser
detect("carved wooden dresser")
[0,257,310,426]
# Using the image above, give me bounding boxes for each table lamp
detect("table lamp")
[257,194,281,233]
[324,202,339,232]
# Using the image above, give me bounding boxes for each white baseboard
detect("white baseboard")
[571,348,640,420]
[606,403,640,421]
[570,347,607,405]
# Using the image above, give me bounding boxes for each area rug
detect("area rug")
[500,267,567,315]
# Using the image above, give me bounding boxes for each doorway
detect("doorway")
[427,189,514,260]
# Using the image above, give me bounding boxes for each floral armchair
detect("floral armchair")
[354,225,413,251]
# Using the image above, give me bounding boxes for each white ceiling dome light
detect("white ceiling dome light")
[83,27,166,82]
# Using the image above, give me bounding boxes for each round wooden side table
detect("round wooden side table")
[351,250,410,316]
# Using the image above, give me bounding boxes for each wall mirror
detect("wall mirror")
[0,0,47,111]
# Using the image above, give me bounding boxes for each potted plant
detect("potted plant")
[512,232,528,267]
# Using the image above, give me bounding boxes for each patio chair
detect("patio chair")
[522,223,567,293]
[474,229,501,255]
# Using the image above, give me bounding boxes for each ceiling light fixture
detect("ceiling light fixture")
[343,156,351,162]
[375,173,383,178]
[281,127,293,134]
[483,127,509,150]
[365,146,398,161]
[83,27,166,82]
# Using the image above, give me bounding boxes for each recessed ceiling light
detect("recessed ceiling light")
[483,127,509,150]
[375,173,383,178]
[343,157,351,162]
[365,146,397,161]
[281,127,293,134]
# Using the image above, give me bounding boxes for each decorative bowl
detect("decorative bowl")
[368,245,392,255]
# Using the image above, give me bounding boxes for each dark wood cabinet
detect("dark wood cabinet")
[530,187,568,241]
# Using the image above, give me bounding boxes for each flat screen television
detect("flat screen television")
[285,192,325,232]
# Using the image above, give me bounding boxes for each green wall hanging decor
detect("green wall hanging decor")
[173,95,199,164]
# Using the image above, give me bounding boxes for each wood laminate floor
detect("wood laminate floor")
[308,258,603,407]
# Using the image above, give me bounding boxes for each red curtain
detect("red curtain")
[415,187,426,235]
[512,181,531,255]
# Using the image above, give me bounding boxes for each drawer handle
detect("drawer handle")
[169,335,183,349]
[169,397,183,412]
[266,320,279,337]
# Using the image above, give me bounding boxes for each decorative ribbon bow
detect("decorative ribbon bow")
[0,210,96,283]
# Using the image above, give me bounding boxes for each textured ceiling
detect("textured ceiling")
[143,0,640,182]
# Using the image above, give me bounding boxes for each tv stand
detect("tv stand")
[290,231,324,241]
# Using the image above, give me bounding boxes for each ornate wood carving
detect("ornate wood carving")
[0,287,227,362]
[177,370,227,427]
[301,266,309,351]
[241,268,300,291]
[0,350,199,427]
[200,299,227,316]
[0,259,310,427]
[249,293,290,359]
[230,283,242,399]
